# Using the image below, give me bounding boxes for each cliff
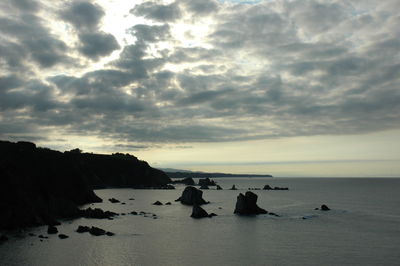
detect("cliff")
[0,140,170,229]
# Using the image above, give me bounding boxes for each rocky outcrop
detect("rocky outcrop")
[263,185,289,190]
[198,178,216,186]
[320,204,330,211]
[234,192,268,215]
[176,186,208,205]
[216,185,223,190]
[191,205,210,218]
[0,140,170,230]
[79,207,118,219]
[171,177,195,186]
[230,185,237,190]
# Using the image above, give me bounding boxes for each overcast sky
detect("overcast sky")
[1,0,399,176]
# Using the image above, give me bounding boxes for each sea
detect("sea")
[1,177,400,266]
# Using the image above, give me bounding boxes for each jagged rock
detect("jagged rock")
[230,185,237,190]
[191,205,210,218]
[47,225,58,234]
[234,191,268,215]
[198,178,216,186]
[216,185,223,190]
[320,204,330,211]
[80,207,117,219]
[153,201,163,205]
[109,198,120,203]
[200,184,209,189]
[263,185,273,190]
[176,186,208,205]
[58,234,69,239]
[89,226,106,236]
[76,225,90,233]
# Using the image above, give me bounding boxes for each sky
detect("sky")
[0,0,399,177]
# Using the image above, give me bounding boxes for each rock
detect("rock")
[273,187,289,190]
[76,225,90,233]
[209,213,218,217]
[109,198,120,203]
[106,231,115,236]
[47,226,58,234]
[129,198,135,200]
[198,178,216,186]
[38,235,48,239]
[230,185,237,190]
[176,186,208,205]
[89,226,106,236]
[153,201,163,205]
[234,191,268,215]
[216,185,223,190]
[165,202,171,205]
[200,184,209,189]
[191,205,210,218]
[171,177,195,186]
[121,202,126,205]
[130,211,138,215]
[320,204,330,211]
[0,235,8,243]
[58,234,69,239]
[80,207,118,219]
[263,185,273,190]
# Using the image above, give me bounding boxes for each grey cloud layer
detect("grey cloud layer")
[1,0,400,148]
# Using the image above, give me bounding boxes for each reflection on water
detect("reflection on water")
[1,178,400,266]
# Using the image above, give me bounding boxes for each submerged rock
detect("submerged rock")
[47,225,58,234]
[176,186,209,205]
[76,225,90,233]
[320,204,330,211]
[89,226,106,236]
[58,234,69,239]
[108,198,120,203]
[234,191,268,215]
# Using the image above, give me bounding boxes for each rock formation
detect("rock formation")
[234,191,268,215]
[171,177,195,186]
[191,204,210,218]
[176,186,208,205]
[198,178,216,186]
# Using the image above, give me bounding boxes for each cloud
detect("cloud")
[131,1,181,22]
[1,0,400,147]
[60,1,105,31]
[78,32,120,59]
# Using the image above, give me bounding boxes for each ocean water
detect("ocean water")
[1,178,400,266]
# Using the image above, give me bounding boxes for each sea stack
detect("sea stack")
[234,191,268,215]
[176,186,208,205]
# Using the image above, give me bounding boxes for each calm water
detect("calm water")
[1,178,400,266]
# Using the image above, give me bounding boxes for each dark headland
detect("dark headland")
[0,140,171,230]
[164,171,273,179]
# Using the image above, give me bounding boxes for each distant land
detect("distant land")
[159,168,273,178]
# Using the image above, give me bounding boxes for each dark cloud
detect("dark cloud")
[131,2,181,22]
[78,32,120,59]
[0,14,71,69]
[178,0,219,15]
[60,1,105,31]
[128,24,171,43]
